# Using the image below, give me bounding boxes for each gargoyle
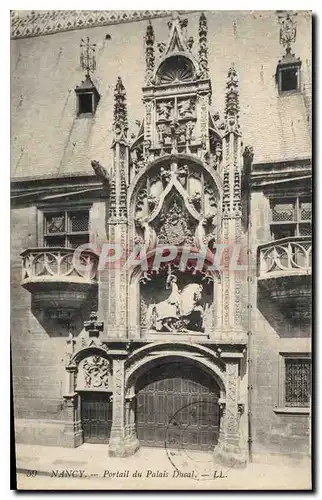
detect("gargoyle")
[91,160,109,185]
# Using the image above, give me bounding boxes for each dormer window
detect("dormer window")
[75,75,100,116]
[279,66,299,92]
[276,52,301,94]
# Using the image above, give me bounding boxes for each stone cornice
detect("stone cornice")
[11,10,196,40]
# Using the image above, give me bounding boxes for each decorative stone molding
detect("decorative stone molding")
[11,10,194,40]
[109,358,139,457]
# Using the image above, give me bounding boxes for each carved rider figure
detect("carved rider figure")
[149,267,205,332]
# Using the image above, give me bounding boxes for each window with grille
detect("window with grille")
[44,210,89,248]
[270,196,312,240]
[285,357,311,408]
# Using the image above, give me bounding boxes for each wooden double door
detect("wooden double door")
[81,392,112,444]
[136,362,220,451]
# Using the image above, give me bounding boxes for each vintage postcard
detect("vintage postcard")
[11,9,312,490]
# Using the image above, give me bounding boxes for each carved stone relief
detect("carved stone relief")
[76,355,111,390]
[177,97,196,119]
[153,198,195,246]
[140,267,214,333]
[156,100,174,121]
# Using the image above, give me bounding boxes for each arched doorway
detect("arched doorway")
[135,360,220,451]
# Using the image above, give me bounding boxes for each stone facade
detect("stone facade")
[11,10,311,465]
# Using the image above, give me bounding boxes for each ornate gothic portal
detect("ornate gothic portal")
[68,11,251,467]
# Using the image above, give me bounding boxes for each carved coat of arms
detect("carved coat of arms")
[158,201,194,245]
[82,355,110,388]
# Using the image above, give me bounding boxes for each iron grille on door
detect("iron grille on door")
[81,392,112,443]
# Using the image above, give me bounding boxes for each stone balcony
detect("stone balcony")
[257,237,312,323]
[21,248,99,317]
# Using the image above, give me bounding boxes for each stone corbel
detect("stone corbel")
[63,392,78,408]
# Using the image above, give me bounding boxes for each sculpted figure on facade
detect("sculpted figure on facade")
[147,268,205,332]
[156,100,173,121]
[177,97,196,119]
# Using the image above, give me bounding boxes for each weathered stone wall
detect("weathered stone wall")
[249,191,311,460]
[11,11,312,454]
[11,10,311,180]
[11,207,68,444]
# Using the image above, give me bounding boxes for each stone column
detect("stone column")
[213,356,247,467]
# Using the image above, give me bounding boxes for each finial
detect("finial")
[225,64,240,132]
[113,77,128,140]
[278,11,297,55]
[145,20,155,85]
[80,36,97,78]
[198,12,209,79]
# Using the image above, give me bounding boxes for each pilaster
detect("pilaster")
[109,358,138,456]
[62,392,83,448]
[216,65,246,341]
[106,77,129,338]
[214,355,247,467]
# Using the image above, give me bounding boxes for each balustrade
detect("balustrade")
[258,237,311,278]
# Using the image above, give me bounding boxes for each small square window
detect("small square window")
[276,55,301,94]
[78,93,94,114]
[75,75,100,117]
[280,68,299,92]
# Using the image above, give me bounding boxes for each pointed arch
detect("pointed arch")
[128,154,222,217]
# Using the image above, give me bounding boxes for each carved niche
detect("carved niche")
[154,94,197,154]
[76,355,112,390]
[140,266,214,334]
